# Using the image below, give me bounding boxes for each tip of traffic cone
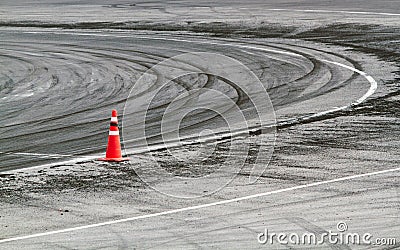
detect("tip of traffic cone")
[112,109,117,117]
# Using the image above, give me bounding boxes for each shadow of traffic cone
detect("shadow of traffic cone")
[98,109,130,162]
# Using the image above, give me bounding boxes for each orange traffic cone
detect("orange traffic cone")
[98,109,130,162]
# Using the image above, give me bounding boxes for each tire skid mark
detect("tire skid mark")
[0,32,378,171]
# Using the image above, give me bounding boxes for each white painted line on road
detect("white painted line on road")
[321,60,378,105]
[321,60,367,76]
[0,151,74,158]
[268,9,400,17]
[0,166,399,244]
[356,75,378,104]
[0,156,99,173]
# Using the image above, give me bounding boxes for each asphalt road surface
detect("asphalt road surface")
[0,0,399,249]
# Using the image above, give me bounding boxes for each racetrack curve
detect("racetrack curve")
[1,2,399,248]
[0,28,373,171]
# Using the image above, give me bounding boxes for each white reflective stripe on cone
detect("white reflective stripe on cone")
[109,131,119,136]
[110,117,118,122]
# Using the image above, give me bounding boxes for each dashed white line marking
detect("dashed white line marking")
[0,166,399,244]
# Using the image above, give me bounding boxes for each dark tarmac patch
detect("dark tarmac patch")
[353,91,400,117]
[0,20,295,39]
[0,162,142,203]
[153,143,231,178]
